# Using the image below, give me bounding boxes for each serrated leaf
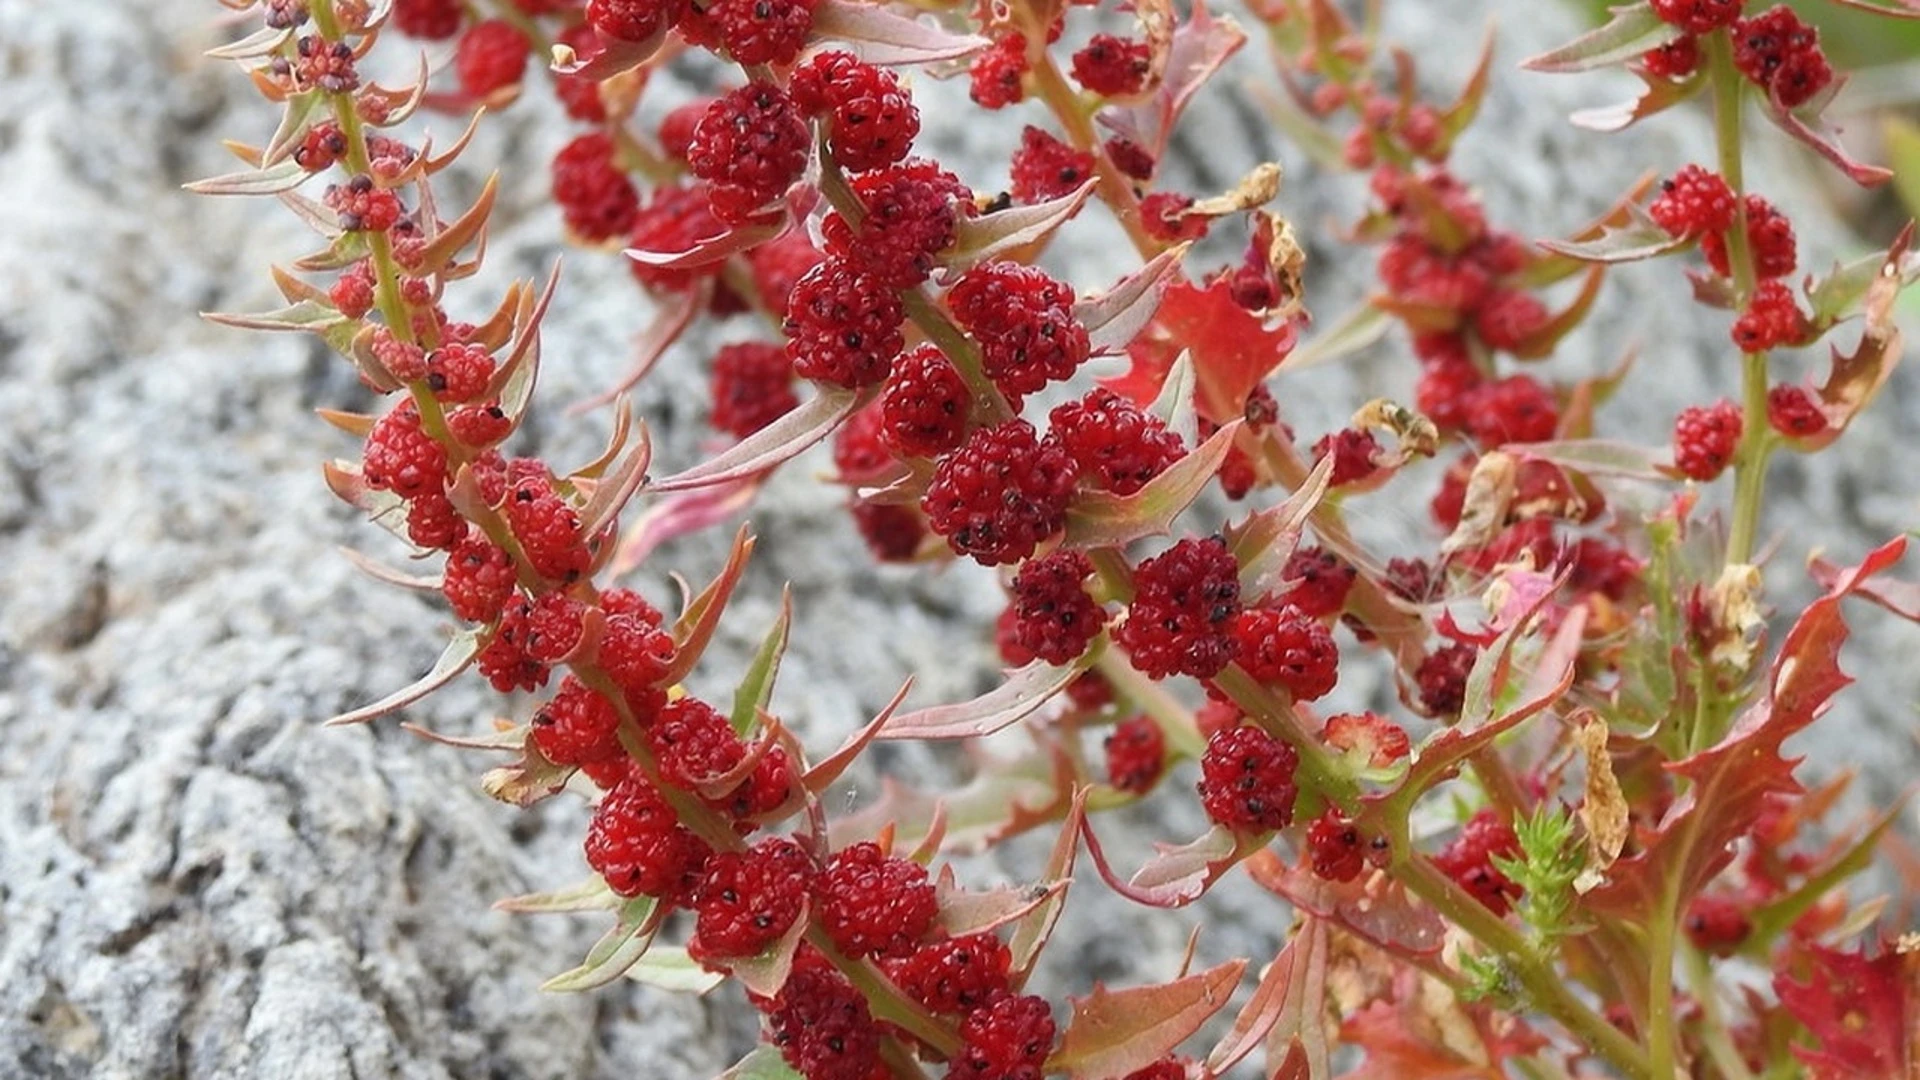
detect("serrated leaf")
[185,158,310,196]
[664,526,756,686]
[540,897,663,992]
[877,648,1099,741]
[1077,244,1190,355]
[810,0,992,65]
[1109,277,1298,423]
[944,181,1097,274]
[653,387,865,493]
[325,628,481,726]
[730,589,792,736]
[624,946,728,995]
[1522,4,1675,74]
[1050,959,1246,1079]
[1063,421,1239,547]
[1799,224,1913,450]
[1244,852,1447,960]
[495,876,620,914]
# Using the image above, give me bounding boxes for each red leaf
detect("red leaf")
[1521,4,1677,74]
[1080,821,1247,908]
[1244,851,1445,960]
[1587,537,1909,916]
[1049,959,1246,1079]
[1106,277,1297,423]
[1774,943,1917,1079]
[1202,918,1330,1079]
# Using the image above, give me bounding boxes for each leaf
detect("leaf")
[577,423,653,540]
[205,23,292,60]
[1008,790,1085,986]
[1522,4,1677,74]
[185,158,310,196]
[1285,303,1390,372]
[1774,944,1916,1079]
[1828,0,1920,15]
[1049,959,1246,1079]
[202,299,346,335]
[1204,923,1326,1077]
[1227,452,1335,599]
[495,877,620,914]
[1116,278,1299,422]
[324,628,481,726]
[1077,244,1191,355]
[1586,537,1910,917]
[480,735,577,808]
[540,897,663,992]
[1761,79,1894,188]
[652,387,865,492]
[809,0,992,64]
[337,546,440,591]
[1063,422,1240,547]
[1571,68,1705,133]
[1243,852,1447,960]
[1080,821,1245,909]
[933,864,1069,937]
[1536,217,1688,264]
[877,649,1099,740]
[944,181,1098,274]
[611,472,766,577]
[723,900,811,998]
[625,215,783,271]
[575,284,707,413]
[412,173,500,278]
[624,946,728,995]
[803,681,912,793]
[1509,265,1605,359]
[549,29,668,81]
[715,1047,805,1080]
[1808,554,1920,623]
[1575,712,1628,871]
[664,527,756,685]
[730,589,792,736]
[1799,223,1913,450]
[1517,439,1666,480]
[1103,0,1247,156]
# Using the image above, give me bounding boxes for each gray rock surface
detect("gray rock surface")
[0,1,1913,1078]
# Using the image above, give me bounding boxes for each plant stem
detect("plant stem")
[1027,52,1158,258]
[1646,873,1682,1080]
[1688,945,1758,1080]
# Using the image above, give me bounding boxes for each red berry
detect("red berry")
[1433,809,1523,915]
[850,502,927,563]
[1141,191,1207,243]
[1672,399,1743,481]
[1066,669,1114,712]
[442,537,516,622]
[1416,642,1477,718]
[294,121,347,172]
[833,402,893,481]
[1306,811,1366,883]
[1415,352,1483,434]
[1466,374,1559,447]
[648,696,744,790]
[891,932,1013,1015]
[532,676,625,767]
[1047,388,1185,496]
[922,419,1078,566]
[1010,550,1105,665]
[1766,384,1829,438]
[393,0,465,39]
[552,132,640,243]
[325,174,403,233]
[587,0,684,43]
[446,402,512,449]
[364,401,447,500]
[1278,546,1355,618]
[629,183,728,294]
[969,34,1029,109]
[1684,895,1752,957]
[689,837,813,962]
[687,82,810,224]
[425,342,495,404]
[1731,279,1807,353]
[1702,194,1797,280]
[821,159,972,288]
[1733,5,1831,108]
[1009,125,1096,205]
[1649,0,1742,34]
[1642,35,1701,79]
[784,259,906,388]
[1105,137,1157,182]
[454,20,530,98]
[815,842,938,960]
[504,469,592,582]
[767,950,883,1080]
[880,345,971,458]
[597,611,677,697]
[681,0,817,65]
[406,492,468,550]
[954,994,1056,1079]
[949,262,1090,403]
[747,230,824,311]
[330,261,376,319]
[1322,711,1411,767]
[1071,34,1150,96]
[710,341,798,439]
[1198,725,1300,833]
[518,592,584,663]
[791,52,920,174]
[1117,536,1241,680]
[1472,289,1549,353]
[585,774,712,903]
[1311,428,1382,486]
[1649,164,1737,239]
[1229,606,1339,702]
[1104,716,1166,794]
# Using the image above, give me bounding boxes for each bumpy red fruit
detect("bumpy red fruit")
[682,0,816,64]
[552,133,640,243]
[922,419,1078,566]
[747,231,823,311]
[648,697,745,790]
[949,262,1090,402]
[454,20,529,98]
[586,775,712,903]
[710,341,798,439]
[690,837,813,962]
[1766,384,1829,438]
[1048,388,1185,496]
[1010,550,1105,665]
[425,342,494,403]
[834,403,893,481]
[880,345,971,458]
[955,994,1057,1079]
[628,183,727,294]
[1416,642,1477,718]
[1471,289,1548,353]
[1731,279,1806,352]
[1323,711,1412,767]
[1433,809,1523,916]
[1733,5,1831,108]
[1641,34,1701,79]
[821,159,971,288]
[1278,546,1355,618]
[767,951,883,1080]
[1650,0,1742,34]
[363,401,447,500]
[1649,164,1737,239]
[1117,536,1242,679]
[784,259,906,388]
[1311,428,1382,486]
[477,603,549,693]
[405,493,467,550]
[687,82,810,224]
[393,0,464,39]
[1009,125,1096,205]
[1198,725,1300,833]
[1702,194,1797,279]
[1306,811,1367,883]
[597,613,676,698]
[815,842,938,960]
[969,34,1029,109]
[1104,716,1166,794]
[851,502,926,563]
[505,470,591,582]
[791,52,920,174]
[1672,399,1743,481]
[892,932,1013,1015]
[1072,34,1150,96]
[442,536,516,623]
[532,677,624,767]
[1467,374,1560,446]
[1229,606,1339,702]
[587,0,684,42]
[521,592,586,663]
[1684,896,1753,957]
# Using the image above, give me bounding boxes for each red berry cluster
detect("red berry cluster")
[1197,724,1300,833]
[948,262,1092,405]
[1009,550,1106,665]
[1673,399,1744,481]
[1116,536,1243,680]
[922,419,1078,566]
[1733,5,1834,109]
[1433,809,1524,916]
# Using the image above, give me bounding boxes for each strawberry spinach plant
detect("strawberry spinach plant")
[199,0,1920,1075]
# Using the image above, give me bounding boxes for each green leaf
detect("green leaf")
[1522,4,1676,74]
[1536,218,1688,264]
[876,647,1101,740]
[944,180,1097,274]
[1048,959,1246,1079]
[714,1047,804,1080]
[202,299,345,335]
[1285,303,1390,372]
[324,628,482,726]
[730,588,792,736]
[495,877,620,915]
[541,896,662,992]
[184,158,310,196]
[625,946,727,995]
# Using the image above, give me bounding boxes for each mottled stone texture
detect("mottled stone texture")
[0,1,1912,1078]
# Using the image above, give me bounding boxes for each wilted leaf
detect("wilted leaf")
[1799,224,1913,450]
[480,734,577,809]
[1523,4,1677,74]
[325,628,481,726]
[541,897,664,992]
[1576,712,1629,871]
[1049,959,1246,1079]
[653,387,866,492]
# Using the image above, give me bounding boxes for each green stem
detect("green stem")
[1688,946,1757,1080]
[1092,646,1205,761]
[1646,872,1682,1080]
